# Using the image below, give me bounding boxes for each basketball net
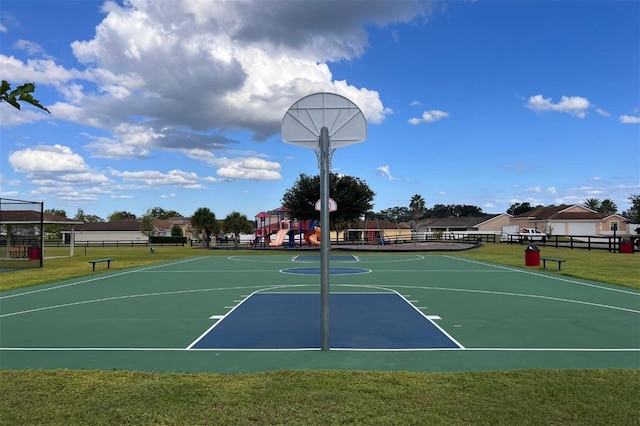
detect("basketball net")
[314,147,336,170]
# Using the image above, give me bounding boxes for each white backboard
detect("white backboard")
[315,198,337,212]
[281,92,367,149]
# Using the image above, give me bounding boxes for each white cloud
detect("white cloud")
[9,144,89,173]
[216,157,282,180]
[408,109,449,125]
[0,102,50,127]
[376,165,394,180]
[50,0,428,143]
[14,40,48,57]
[620,115,640,124]
[110,169,218,187]
[525,94,591,118]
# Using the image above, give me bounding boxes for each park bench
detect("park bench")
[89,258,115,271]
[540,257,566,270]
[7,246,29,259]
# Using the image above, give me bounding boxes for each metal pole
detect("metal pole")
[319,126,331,351]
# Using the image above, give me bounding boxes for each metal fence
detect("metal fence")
[502,234,639,253]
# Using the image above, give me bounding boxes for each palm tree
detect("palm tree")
[191,207,218,247]
[223,212,253,247]
[599,199,618,215]
[409,194,426,230]
[582,198,601,212]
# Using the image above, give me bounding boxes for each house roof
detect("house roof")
[514,204,607,221]
[71,220,141,232]
[552,211,606,221]
[67,219,175,232]
[0,210,84,225]
[429,214,503,228]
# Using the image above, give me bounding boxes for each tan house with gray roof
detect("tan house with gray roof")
[511,204,630,236]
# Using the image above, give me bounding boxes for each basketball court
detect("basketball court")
[1,253,638,373]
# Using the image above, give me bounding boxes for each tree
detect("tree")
[582,198,601,211]
[452,204,484,217]
[430,204,451,218]
[507,202,536,216]
[621,194,640,224]
[140,215,156,238]
[599,199,618,216]
[223,212,253,247]
[1,80,50,112]
[409,194,426,229]
[369,206,412,222]
[145,207,182,220]
[74,208,103,223]
[171,224,183,237]
[44,208,67,240]
[108,211,137,221]
[191,207,218,247]
[281,173,375,230]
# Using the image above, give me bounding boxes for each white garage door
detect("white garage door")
[567,222,597,236]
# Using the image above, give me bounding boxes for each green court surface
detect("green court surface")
[0,254,638,373]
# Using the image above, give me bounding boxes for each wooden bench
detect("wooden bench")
[89,258,114,271]
[540,257,566,270]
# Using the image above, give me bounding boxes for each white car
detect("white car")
[518,228,547,241]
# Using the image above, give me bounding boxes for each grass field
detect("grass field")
[0,243,638,424]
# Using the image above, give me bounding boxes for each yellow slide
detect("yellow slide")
[268,229,289,247]
[309,227,321,246]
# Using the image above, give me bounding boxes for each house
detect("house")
[511,204,630,236]
[164,216,195,240]
[417,214,512,233]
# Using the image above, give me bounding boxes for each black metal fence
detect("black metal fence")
[503,235,638,253]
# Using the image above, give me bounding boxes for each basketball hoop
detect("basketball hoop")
[281,92,367,351]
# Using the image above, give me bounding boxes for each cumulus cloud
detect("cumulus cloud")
[8,145,112,202]
[109,169,220,188]
[525,94,591,118]
[0,0,439,207]
[408,109,449,125]
[9,144,89,173]
[28,0,432,145]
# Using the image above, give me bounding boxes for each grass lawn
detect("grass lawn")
[0,243,638,424]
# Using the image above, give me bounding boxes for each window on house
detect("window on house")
[610,222,619,231]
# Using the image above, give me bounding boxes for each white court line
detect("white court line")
[334,283,640,315]
[186,289,260,349]
[0,257,209,300]
[384,285,640,315]
[0,347,637,352]
[447,255,640,296]
[0,284,300,318]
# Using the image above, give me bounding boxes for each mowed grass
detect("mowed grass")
[1,369,638,425]
[0,243,638,424]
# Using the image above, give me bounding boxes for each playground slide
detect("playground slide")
[268,229,289,247]
[309,227,321,246]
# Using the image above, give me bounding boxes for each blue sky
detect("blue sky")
[1,0,638,221]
